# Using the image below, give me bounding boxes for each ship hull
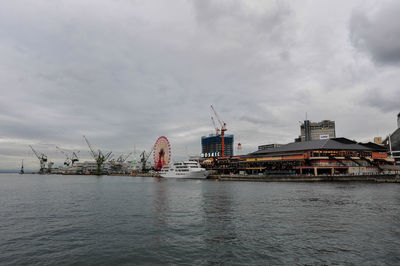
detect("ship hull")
[160,170,210,179]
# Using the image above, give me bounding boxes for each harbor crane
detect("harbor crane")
[20,159,24,174]
[108,152,133,174]
[211,105,227,157]
[56,146,80,166]
[29,145,49,174]
[108,152,131,163]
[117,152,133,163]
[140,150,153,172]
[83,135,112,175]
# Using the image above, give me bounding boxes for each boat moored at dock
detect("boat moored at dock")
[159,160,210,179]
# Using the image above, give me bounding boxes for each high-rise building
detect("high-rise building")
[300,120,336,141]
[201,134,234,158]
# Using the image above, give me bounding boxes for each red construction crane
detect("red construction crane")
[210,105,227,157]
[210,116,220,135]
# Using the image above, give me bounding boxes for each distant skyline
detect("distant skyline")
[1,0,399,170]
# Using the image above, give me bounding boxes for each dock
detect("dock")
[209,174,400,183]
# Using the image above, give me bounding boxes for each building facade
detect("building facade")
[201,134,234,158]
[383,112,400,161]
[258,144,283,151]
[300,120,336,141]
[202,138,394,175]
[398,112,400,128]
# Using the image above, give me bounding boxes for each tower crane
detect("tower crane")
[83,135,112,175]
[29,145,48,174]
[210,116,220,135]
[211,105,227,157]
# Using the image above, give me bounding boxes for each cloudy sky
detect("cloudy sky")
[1,0,399,170]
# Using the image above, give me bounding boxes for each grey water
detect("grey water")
[0,174,399,265]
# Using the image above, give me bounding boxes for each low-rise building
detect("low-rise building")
[258,144,283,151]
[204,137,394,175]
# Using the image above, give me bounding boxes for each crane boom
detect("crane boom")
[210,105,226,130]
[211,117,220,135]
[210,105,228,157]
[121,152,133,162]
[140,143,156,172]
[56,146,80,166]
[72,151,80,161]
[83,135,97,159]
[56,146,71,160]
[29,145,41,159]
[104,151,112,161]
[29,145,48,173]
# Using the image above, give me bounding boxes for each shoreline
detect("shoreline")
[209,174,400,183]
[11,172,400,182]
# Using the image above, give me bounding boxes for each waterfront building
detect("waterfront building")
[398,112,400,129]
[300,120,336,141]
[203,137,394,175]
[258,144,283,151]
[383,112,400,161]
[201,134,234,158]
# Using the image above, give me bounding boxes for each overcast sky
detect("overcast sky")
[1,0,399,170]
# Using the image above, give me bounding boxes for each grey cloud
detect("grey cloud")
[361,87,400,113]
[193,1,291,30]
[350,1,400,64]
[0,1,398,169]
[192,0,294,52]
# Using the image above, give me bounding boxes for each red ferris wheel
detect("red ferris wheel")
[153,136,171,171]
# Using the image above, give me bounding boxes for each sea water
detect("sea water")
[0,174,399,265]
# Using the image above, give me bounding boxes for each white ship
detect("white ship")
[159,160,210,179]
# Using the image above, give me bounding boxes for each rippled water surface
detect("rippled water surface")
[1,174,399,265]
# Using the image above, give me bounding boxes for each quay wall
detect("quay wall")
[209,174,400,183]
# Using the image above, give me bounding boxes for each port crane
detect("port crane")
[83,135,112,175]
[117,152,133,163]
[211,105,227,157]
[20,159,24,174]
[56,146,80,166]
[29,145,49,174]
[108,152,132,163]
[108,152,133,174]
[140,150,153,172]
